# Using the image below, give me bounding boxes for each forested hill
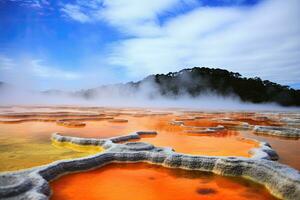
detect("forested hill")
[132,67,300,106]
[37,67,300,107]
[2,68,299,106]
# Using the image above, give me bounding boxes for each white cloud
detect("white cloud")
[0,55,127,90]
[0,55,15,70]
[8,0,50,9]
[60,4,91,23]
[30,59,81,80]
[97,0,198,35]
[60,0,198,35]
[0,56,81,90]
[58,0,300,85]
[6,0,296,89]
[104,0,300,85]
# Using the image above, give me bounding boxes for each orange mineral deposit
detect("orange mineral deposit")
[50,163,278,200]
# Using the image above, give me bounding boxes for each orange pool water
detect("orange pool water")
[1,107,299,172]
[110,115,257,157]
[118,115,256,156]
[0,109,263,171]
[0,114,258,171]
[50,163,278,200]
[61,115,257,157]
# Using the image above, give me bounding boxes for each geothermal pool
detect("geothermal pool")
[51,163,278,200]
[0,108,259,171]
[0,106,299,199]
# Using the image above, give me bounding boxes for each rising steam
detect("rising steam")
[0,78,299,111]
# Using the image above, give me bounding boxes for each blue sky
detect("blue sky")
[0,0,299,90]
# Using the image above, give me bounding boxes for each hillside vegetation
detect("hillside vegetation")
[131,67,300,106]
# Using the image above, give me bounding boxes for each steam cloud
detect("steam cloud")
[1,78,299,112]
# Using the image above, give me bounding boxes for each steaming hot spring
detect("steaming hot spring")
[0,106,299,200]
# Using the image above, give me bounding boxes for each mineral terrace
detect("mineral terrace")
[0,106,299,200]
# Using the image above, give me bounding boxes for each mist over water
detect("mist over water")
[1,79,299,112]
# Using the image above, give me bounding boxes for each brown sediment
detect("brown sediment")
[108,119,128,123]
[184,129,238,137]
[132,114,148,117]
[56,121,86,128]
[183,125,226,134]
[0,117,113,124]
[50,163,278,200]
[174,117,196,121]
[183,119,225,127]
[0,112,104,119]
[0,118,57,124]
[229,117,283,126]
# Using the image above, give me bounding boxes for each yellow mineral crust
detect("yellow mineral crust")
[51,139,104,154]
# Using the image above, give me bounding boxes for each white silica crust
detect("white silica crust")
[280,117,300,126]
[0,131,299,200]
[254,126,300,137]
[171,117,300,138]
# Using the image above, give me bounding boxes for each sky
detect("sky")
[0,0,299,91]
